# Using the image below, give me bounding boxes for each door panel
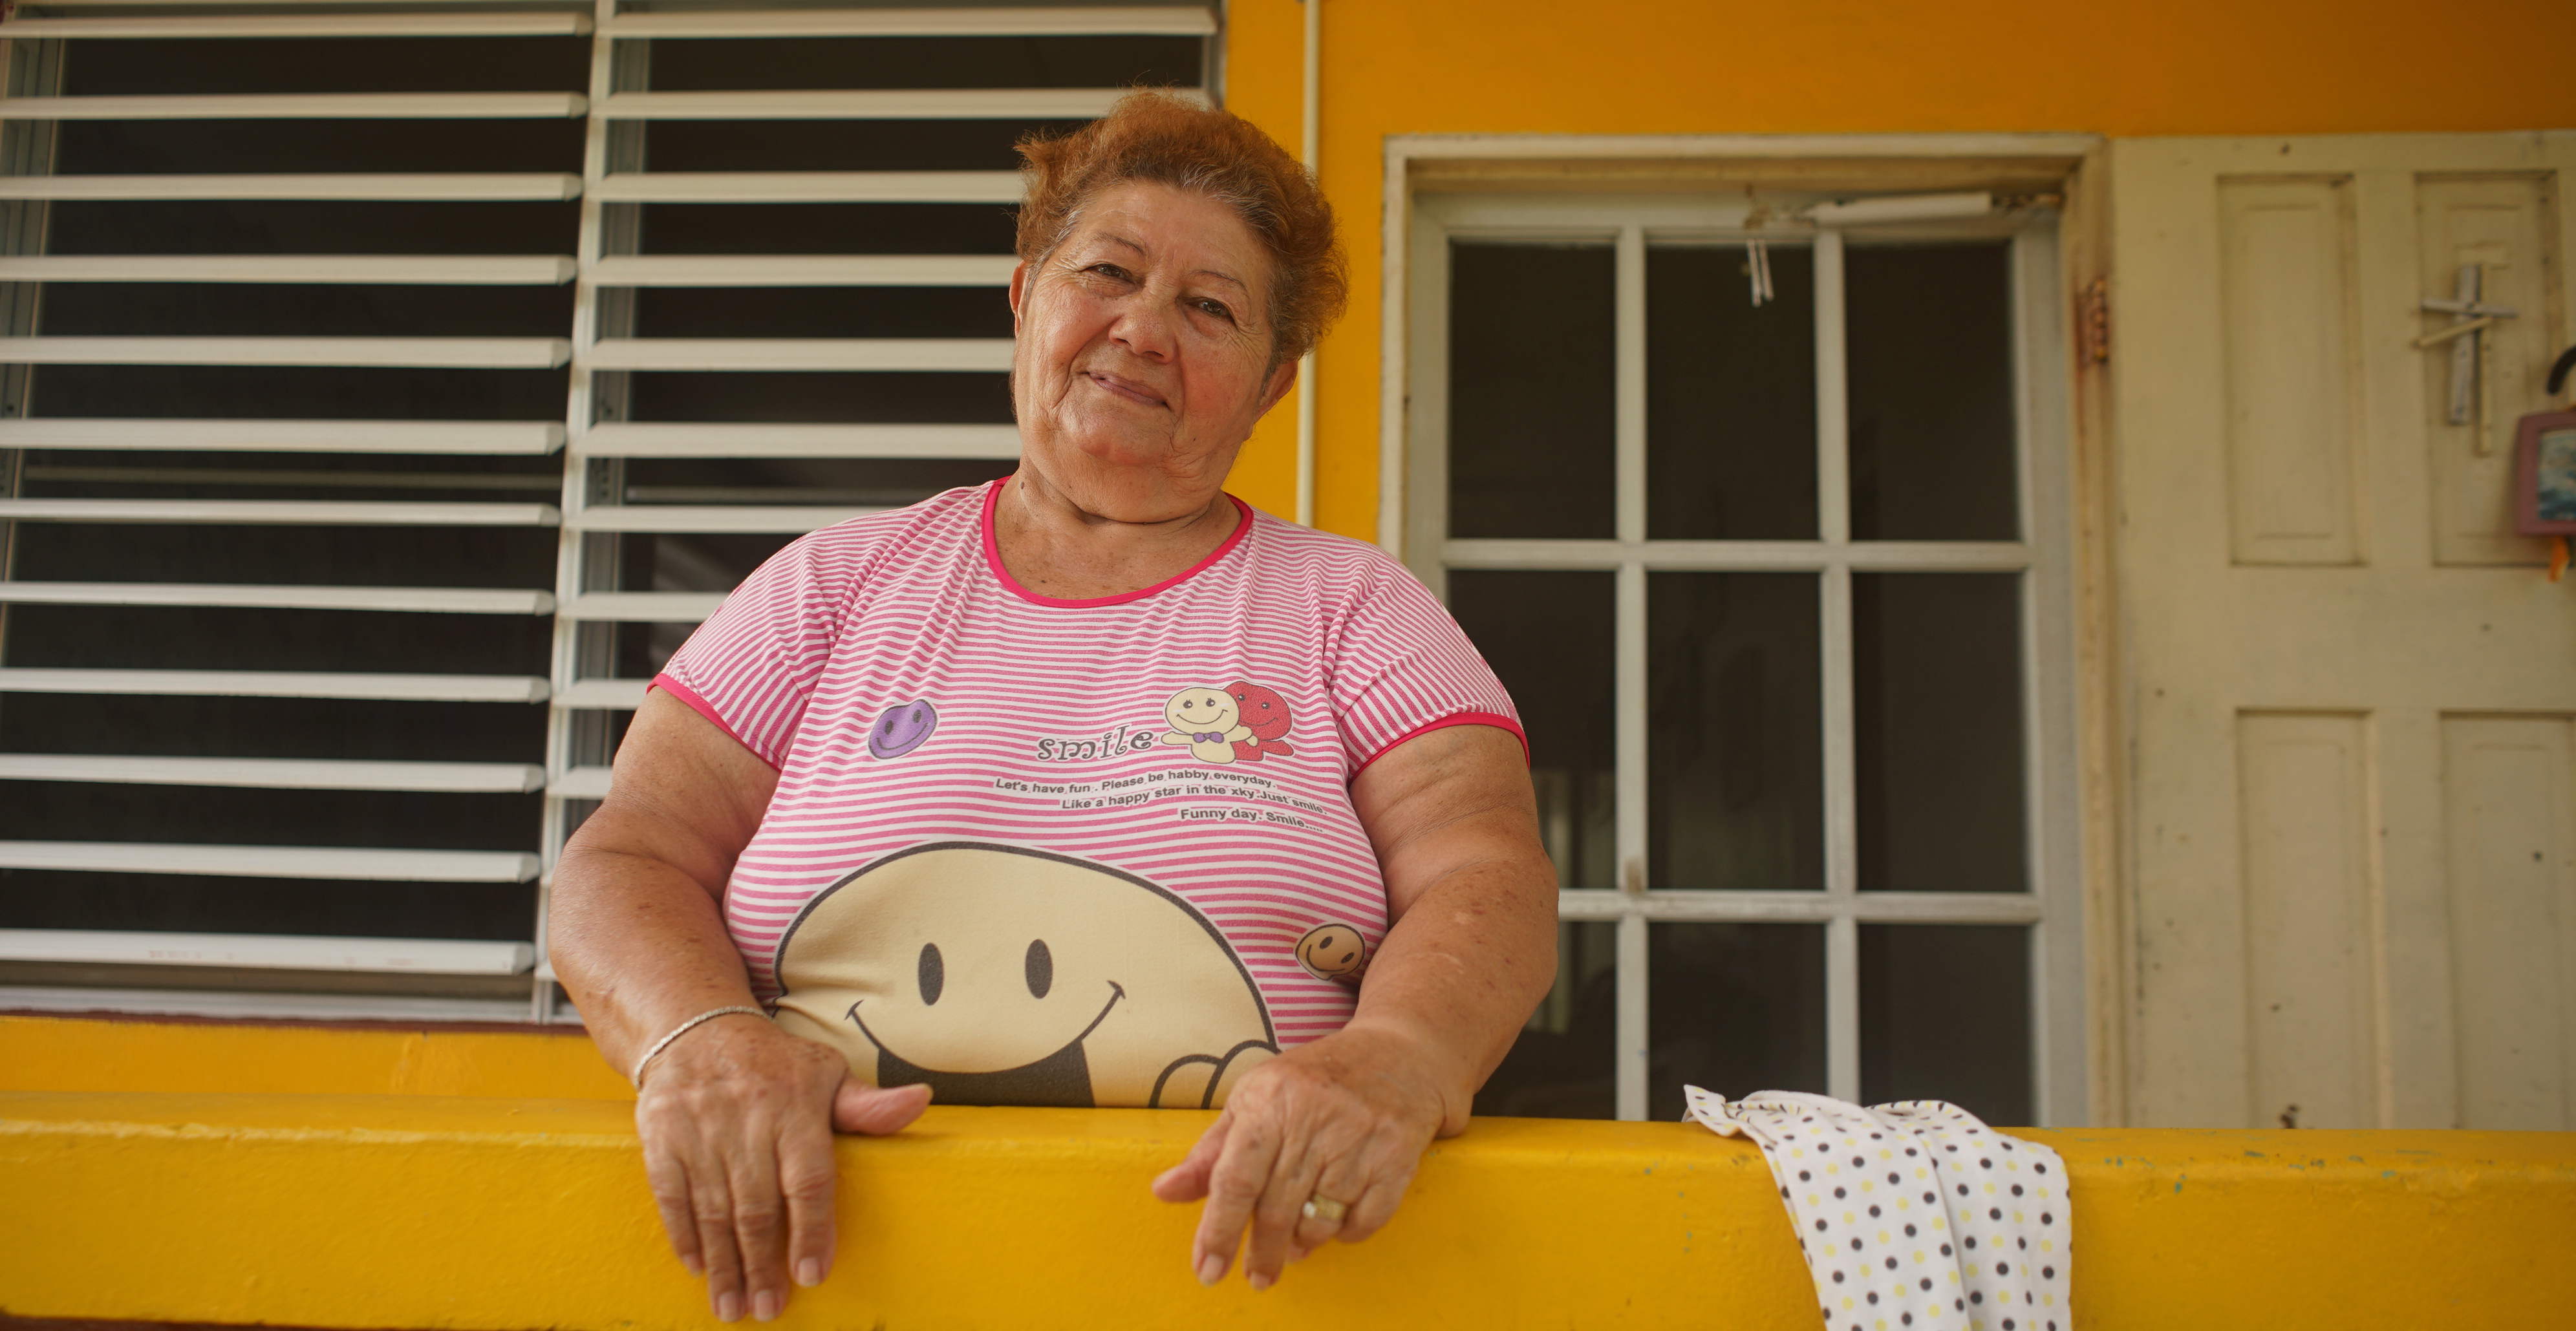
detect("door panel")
[2220,177,2364,566]
[2114,132,2576,1127]
[2238,711,2380,1130]
[2419,174,2565,565]
[2442,715,2576,1129]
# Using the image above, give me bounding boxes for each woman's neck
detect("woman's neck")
[991,469,1241,601]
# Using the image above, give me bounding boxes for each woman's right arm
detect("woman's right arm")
[550,690,930,1324]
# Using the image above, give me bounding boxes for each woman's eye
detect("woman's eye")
[1194,299,1235,322]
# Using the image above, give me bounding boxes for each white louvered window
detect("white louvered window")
[0,1,1219,1022]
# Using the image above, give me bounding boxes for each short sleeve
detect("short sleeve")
[1326,561,1526,776]
[654,535,852,769]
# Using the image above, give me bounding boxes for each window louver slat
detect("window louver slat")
[0,928,534,974]
[0,92,588,119]
[0,420,566,454]
[0,843,542,882]
[0,256,578,284]
[552,593,723,623]
[594,88,1155,120]
[0,175,586,201]
[0,13,594,39]
[550,679,650,709]
[0,337,575,368]
[0,499,563,526]
[599,6,1215,39]
[0,668,550,702]
[574,422,1020,459]
[588,171,1019,203]
[581,337,1013,372]
[563,505,883,534]
[0,585,552,613]
[0,987,537,1022]
[587,255,1014,286]
[548,766,612,800]
[0,754,550,794]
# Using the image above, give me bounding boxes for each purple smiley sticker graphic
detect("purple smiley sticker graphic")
[868,699,938,760]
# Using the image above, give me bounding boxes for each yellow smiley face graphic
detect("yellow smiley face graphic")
[1294,921,1370,983]
[769,842,1278,1109]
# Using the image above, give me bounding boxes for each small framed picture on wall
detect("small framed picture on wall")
[2516,409,2576,537]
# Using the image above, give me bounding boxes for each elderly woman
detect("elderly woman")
[550,92,1558,1321]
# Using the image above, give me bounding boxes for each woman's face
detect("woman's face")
[1009,180,1297,522]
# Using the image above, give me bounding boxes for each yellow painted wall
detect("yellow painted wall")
[1215,0,2576,537]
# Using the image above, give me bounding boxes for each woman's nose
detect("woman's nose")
[1105,298,1179,363]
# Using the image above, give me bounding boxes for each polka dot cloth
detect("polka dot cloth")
[1684,1088,2071,1331]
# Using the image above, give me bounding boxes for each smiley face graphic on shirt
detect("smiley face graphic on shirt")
[1294,920,1369,983]
[1159,686,1251,763]
[769,842,1278,1109]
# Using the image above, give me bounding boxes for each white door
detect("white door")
[2112,131,2576,1129]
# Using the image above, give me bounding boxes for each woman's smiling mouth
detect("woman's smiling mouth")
[1083,370,1168,408]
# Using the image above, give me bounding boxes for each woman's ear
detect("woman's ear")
[1008,261,1031,332]
[1257,356,1298,417]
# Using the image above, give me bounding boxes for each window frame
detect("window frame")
[1384,140,2095,1125]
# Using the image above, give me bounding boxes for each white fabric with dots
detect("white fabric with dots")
[1683,1088,2071,1331]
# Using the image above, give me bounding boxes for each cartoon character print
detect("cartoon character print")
[770,842,1279,1109]
[1159,686,1252,763]
[1226,681,1296,763]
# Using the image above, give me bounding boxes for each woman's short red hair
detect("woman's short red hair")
[1016,91,1347,365]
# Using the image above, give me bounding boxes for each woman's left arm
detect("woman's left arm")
[1150,722,1558,1288]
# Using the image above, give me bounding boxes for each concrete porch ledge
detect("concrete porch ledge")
[1,1089,2571,1331]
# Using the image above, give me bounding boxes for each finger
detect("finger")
[1333,1162,1419,1246]
[1240,1133,1322,1290]
[692,1168,749,1323]
[778,1116,839,1292]
[728,1145,793,1322]
[833,1079,930,1135]
[1291,1151,1369,1251]
[1152,1111,1234,1204]
[1191,1114,1280,1286]
[643,1142,707,1277]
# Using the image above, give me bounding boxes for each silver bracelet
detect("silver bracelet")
[630,1005,768,1088]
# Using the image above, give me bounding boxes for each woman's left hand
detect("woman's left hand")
[1150,1019,1462,1290]
[1154,723,1560,1291]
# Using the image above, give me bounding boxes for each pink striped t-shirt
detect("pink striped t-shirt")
[655,480,1521,1111]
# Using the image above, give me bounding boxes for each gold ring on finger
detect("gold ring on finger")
[1301,1193,1349,1224]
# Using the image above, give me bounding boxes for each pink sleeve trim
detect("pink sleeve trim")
[649,672,780,771]
[1350,710,1530,778]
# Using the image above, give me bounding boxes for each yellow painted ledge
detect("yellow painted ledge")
[0,1013,632,1100]
[1,1090,2571,1331]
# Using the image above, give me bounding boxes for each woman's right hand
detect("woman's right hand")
[634,1014,932,1323]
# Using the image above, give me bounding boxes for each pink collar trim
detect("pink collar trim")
[979,476,1254,608]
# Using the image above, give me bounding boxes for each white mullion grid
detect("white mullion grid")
[535,0,623,1021]
[1609,226,1651,1119]
[1811,227,1863,1102]
[1409,179,2079,1120]
[2013,218,2083,1126]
